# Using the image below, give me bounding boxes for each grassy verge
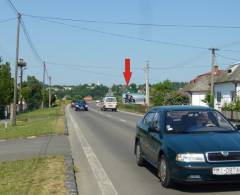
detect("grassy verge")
[118,103,147,114]
[0,106,65,139]
[0,156,67,195]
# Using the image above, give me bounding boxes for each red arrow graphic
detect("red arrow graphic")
[123,58,132,86]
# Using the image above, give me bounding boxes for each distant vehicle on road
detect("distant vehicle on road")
[134,105,240,188]
[71,100,76,108]
[75,100,88,111]
[100,96,117,112]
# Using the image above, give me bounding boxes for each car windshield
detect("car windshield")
[105,97,117,102]
[165,110,235,133]
[77,101,85,105]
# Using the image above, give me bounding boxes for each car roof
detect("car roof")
[150,105,214,112]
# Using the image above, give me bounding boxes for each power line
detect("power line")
[5,0,19,15]
[23,14,240,30]
[46,61,141,70]
[216,53,240,62]
[25,16,209,50]
[47,62,119,77]
[0,17,16,24]
[20,18,44,63]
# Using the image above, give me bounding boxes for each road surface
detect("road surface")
[67,103,240,195]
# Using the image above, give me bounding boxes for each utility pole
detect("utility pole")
[48,76,52,108]
[18,59,27,112]
[41,62,46,109]
[144,61,150,110]
[11,13,21,126]
[209,48,219,98]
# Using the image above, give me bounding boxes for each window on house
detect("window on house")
[217,92,222,103]
[231,91,236,102]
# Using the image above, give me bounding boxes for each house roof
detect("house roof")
[184,74,211,92]
[183,66,224,93]
[215,63,240,84]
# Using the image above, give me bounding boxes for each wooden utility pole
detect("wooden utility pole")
[11,13,21,125]
[144,61,150,110]
[18,59,26,112]
[209,48,219,97]
[41,62,46,109]
[48,76,52,107]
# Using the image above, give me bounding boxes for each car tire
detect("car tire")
[135,141,144,166]
[158,155,172,188]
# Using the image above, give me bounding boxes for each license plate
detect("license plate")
[213,167,240,175]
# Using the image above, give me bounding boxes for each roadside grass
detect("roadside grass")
[0,156,67,195]
[118,103,147,114]
[0,106,65,139]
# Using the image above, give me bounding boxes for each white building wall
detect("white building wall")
[236,83,240,97]
[214,82,235,110]
[191,92,208,107]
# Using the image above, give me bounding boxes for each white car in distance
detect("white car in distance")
[100,96,117,111]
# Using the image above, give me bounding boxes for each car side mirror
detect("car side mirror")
[148,125,160,133]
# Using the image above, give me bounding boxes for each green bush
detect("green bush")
[222,102,237,111]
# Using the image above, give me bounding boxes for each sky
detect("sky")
[1,0,240,86]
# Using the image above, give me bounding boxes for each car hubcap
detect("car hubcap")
[160,159,167,182]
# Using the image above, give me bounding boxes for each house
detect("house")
[214,63,240,110]
[184,66,223,107]
[84,96,93,102]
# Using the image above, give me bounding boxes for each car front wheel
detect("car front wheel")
[158,156,172,188]
[135,141,144,166]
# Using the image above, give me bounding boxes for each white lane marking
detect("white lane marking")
[68,111,118,195]
[118,109,144,117]
[119,119,126,123]
[27,136,37,139]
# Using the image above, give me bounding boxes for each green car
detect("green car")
[134,106,240,188]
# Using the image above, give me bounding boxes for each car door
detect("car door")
[147,111,163,164]
[138,111,156,159]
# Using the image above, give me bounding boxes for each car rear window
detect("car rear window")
[105,97,117,102]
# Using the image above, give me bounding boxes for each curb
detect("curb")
[65,155,78,195]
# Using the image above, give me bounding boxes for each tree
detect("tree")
[164,92,189,105]
[151,80,173,106]
[22,76,42,110]
[202,92,214,107]
[0,62,13,118]
[150,80,189,106]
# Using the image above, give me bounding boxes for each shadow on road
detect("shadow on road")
[143,162,240,193]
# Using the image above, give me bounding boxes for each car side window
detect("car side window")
[152,112,160,131]
[143,112,155,126]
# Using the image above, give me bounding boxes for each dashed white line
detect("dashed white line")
[119,119,126,123]
[69,111,118,195]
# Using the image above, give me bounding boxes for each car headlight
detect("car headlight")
[85,105,88,107]
[176,153,205,162]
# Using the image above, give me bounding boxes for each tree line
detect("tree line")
[0,59,55,119]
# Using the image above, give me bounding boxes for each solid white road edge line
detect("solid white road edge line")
[68,111,118,195]
[117,109,144,117]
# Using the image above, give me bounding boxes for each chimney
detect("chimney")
[214,65,219,75]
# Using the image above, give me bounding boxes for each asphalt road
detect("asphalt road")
[67,103,240,195]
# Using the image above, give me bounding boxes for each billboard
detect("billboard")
[122,93,145,105]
